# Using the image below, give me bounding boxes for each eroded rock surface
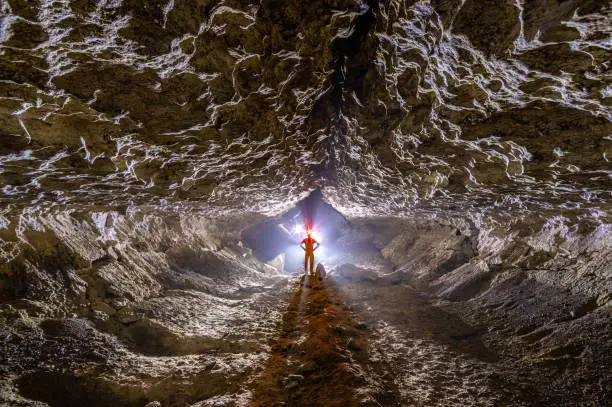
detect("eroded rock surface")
[0,0,609,217]
[0,0,610,406]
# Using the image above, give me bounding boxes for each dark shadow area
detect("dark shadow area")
[17,372,147,407]
[17,366,251,407]
[241,220,294,263]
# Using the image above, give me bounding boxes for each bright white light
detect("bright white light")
[291,223,322,242]
[310,230,323,243]
[315,243,325,259]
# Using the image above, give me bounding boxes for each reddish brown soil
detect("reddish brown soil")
[250,272,392,407]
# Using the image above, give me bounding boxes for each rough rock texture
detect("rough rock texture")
[0,0,609,217]
[0,0,610,406]
[1,212,291,406]
[328,215,611,406]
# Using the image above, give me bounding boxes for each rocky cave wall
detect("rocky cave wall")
[0,0,610,405]
[0,208,609,405]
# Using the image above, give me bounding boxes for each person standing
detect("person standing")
[300,230,319,275]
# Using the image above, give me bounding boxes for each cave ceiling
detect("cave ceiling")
[0,0,610,220]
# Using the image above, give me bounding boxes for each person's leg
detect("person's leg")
[309,252,314,275]
[304,251,308,274]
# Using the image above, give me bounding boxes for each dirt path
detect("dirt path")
[249,273,518,407]
[249,273,400,407]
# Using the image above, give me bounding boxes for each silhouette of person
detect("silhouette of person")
[300,230,319,275]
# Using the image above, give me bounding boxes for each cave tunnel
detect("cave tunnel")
[242,189,349,272]
[0,0,610,406]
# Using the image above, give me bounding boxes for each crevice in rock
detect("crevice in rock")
[318,1,377,179]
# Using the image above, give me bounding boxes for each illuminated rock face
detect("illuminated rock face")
[0,0,609,217]
[0,1,610,406]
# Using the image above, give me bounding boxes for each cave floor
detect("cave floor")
[249,273,401,406]
[247,273,515,407]
[4,268,608,407]
[247,272,563,407]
